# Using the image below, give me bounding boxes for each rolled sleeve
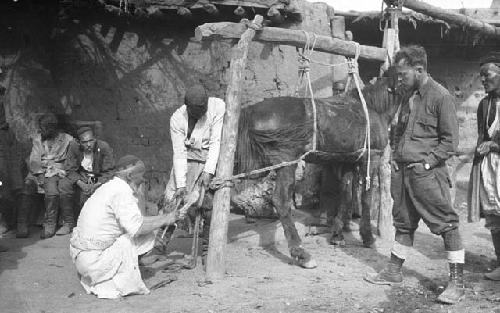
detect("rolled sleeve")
[424,94,459,168]
[204,99,225,174]
[170,112,188,188]
[113,192,144,237]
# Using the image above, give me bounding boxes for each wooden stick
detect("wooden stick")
[377,6,399,240]
[205,15,264,281]
[195,22,387,62]
[402,0,500,38]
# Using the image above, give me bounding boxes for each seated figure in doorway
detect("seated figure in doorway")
[67,126,115,211]
[69,155,176,299]
[16,113,79,239]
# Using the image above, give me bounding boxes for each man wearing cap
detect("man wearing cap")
[469,52,500,281]
[16,113,79,239]
[66,126,115,223]
[69,155,176,299]
[164,83,225,265]
[364,46,463,304]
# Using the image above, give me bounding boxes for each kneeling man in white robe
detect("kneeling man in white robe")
[69,155,176,299]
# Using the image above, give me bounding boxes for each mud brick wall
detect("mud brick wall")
[2,1,346,190]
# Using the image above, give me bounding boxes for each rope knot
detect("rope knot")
[241,19,263,31]
[346,59,358,74]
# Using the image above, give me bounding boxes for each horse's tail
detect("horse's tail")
[235,110,266,174]
[235,109,313,176]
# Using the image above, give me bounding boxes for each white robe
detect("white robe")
[69,177,154,299]
[169,97,225,189]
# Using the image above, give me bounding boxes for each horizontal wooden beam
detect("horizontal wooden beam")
[195,22,387,62]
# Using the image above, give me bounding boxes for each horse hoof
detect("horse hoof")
[299,258,318,269]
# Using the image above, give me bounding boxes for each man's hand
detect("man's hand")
[200,172,213,188]
[406,162,425,171]
[390,160,399,172]
[174,187,187,201]
[77,180,91,194]
[163,211,177,226]
[34,174,44,187]
[477,141,499,156]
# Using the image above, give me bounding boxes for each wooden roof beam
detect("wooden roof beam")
[195,22,387,62]
[402,0,500,38]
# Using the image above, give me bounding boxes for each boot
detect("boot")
[41,196,58,239]
[485,230,500,280]
[56,195,74,235]
[16,194,31,238]
[364,253,404,285]
[437,263,465,304]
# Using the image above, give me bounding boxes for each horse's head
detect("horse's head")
[362,66,409,125]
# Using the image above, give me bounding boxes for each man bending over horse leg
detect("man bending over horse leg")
[164,83,225,267]
[364,45,464,305]
[69,155,176,299]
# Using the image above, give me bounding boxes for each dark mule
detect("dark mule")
[235,70,404,268]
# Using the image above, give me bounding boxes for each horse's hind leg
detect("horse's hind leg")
[272,165,317,269]
[320,164,344,246]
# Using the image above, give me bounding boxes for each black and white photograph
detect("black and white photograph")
[0,0,499,312]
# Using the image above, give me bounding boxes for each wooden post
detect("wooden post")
[205,15,264,281]
[377,5,400,240]
[195,22,387,62]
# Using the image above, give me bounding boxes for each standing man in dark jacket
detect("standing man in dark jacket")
[364,46,463,304]
[64,126,114,232]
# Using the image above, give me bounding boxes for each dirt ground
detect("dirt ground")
[1,200,500,313]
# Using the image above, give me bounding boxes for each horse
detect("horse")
[234,69,405,268]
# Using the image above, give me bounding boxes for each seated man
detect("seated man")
[67,126,114,211]
[69,155,176,299]
[16,113,79,239]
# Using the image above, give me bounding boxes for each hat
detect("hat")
[185,84,208,107]
[480,52,500,67]
[77,126,93,137]
[116,155,141,170]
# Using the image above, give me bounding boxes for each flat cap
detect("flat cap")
[77,126,93,137]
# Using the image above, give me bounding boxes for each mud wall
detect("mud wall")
[2,2,344,193]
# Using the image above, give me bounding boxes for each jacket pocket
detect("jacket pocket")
[412,116,438,139]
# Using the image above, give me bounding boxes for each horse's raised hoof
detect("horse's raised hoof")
[329,233,345,246]
[290,246,317,269]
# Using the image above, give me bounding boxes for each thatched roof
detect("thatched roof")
[63,0,302,23]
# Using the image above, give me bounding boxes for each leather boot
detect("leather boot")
[56,195,74,235]
[16,194,31,238]
[364,253,404,285]
[41,196,58,239]
[437,263,465,304]
[485,230,500,280]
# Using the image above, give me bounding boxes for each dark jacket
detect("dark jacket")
[473,95,500,164]
[67,139,115,184]
[392,77,459,167]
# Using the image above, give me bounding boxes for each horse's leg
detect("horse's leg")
[272,165,317,269]
[360,174,377,248]
[320,163,344,246]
